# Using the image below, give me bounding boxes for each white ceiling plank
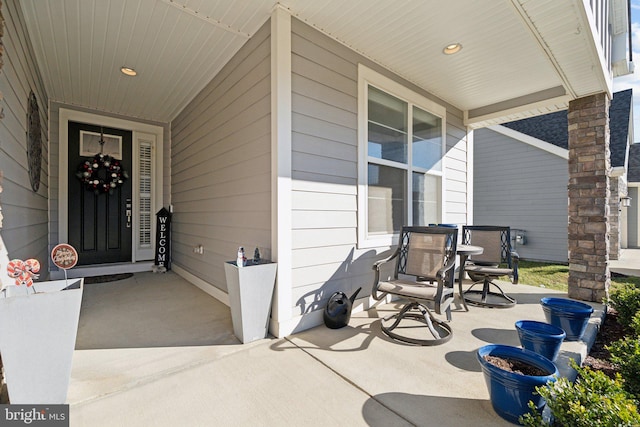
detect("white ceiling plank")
[18,1,55,101]
[159,0,251,37]
[17,0,615,124]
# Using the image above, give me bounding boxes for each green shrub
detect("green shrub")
[607,287,640,332]
[631,312,640,337]
[607,337,640,400]
[520,361,640,427]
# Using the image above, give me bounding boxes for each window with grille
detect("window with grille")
[358,65,446,248]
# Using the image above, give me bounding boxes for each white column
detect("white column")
[270,5,292,337]
[466,129,474,225]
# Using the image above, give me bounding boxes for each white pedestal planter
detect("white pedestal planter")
[0,278,83,404]
[223,261,277,344]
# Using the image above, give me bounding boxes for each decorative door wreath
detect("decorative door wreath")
[76,126,128,195]
[76,152,128,194]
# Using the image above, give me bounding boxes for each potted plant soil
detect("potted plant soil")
[477,344,559,424]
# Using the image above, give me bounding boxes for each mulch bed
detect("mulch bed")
[582,306,625,378]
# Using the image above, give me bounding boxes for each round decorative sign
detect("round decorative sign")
[51,243,78,270]
[27,90,42,192]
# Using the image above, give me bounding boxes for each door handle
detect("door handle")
[126,199,132,228]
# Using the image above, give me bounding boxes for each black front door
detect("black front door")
[68,121,132,265]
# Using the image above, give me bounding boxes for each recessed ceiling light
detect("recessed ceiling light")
[443,43,462,55]
[120,66,137,76]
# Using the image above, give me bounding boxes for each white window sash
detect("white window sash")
[357,64,446,248]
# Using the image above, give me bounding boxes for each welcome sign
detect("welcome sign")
[155,208,171,270]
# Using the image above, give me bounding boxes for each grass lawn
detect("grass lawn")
[517,260,640,293]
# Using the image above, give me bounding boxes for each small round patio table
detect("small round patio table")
[457,244,483,312]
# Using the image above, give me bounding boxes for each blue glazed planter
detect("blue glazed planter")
[477,344,558,424]
[540,297,594,341]
[516,320,566,362]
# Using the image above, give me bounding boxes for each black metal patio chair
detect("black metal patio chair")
[461,225,519,308]
[371,226,458,345]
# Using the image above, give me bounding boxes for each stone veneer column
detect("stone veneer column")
[567,93,611,303]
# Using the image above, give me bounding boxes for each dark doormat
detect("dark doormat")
[84,273,134,284]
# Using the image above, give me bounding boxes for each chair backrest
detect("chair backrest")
[396,226,457,281]
[462,226,512,267]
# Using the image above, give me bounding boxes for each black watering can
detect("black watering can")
[323,287,361,329]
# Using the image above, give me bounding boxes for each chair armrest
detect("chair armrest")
[511,251,519,284]
[371,249,400,301]
[372,250,399,271]
[436,254,457,285]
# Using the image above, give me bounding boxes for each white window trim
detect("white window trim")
[357,64,447,249]
[58,108,164,262]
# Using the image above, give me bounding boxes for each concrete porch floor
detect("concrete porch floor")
[67,272,603,427]
[69,271,607,426]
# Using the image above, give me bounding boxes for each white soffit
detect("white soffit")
[18,0,608,124]
[512,0,611,100]
[19,0,275,122]
[290,0,564,112]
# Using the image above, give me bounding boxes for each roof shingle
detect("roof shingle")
[502,89,632,168]
[629,143,640,183]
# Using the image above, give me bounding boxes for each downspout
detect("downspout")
[628,0,633,64]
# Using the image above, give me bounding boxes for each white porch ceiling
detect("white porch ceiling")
[19,0,613,126]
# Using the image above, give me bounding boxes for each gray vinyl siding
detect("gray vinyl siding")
[474,127,568,263]
[170,21,271,293]
[0,0,49,271]
[290,19,469,314]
